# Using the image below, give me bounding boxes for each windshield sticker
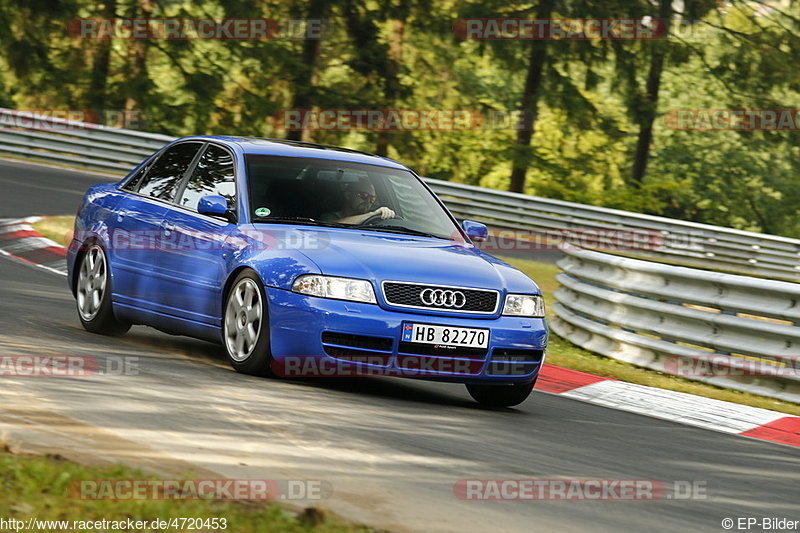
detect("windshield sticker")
[255,207,271,217]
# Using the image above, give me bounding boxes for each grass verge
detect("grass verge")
[33,215,74,247]
[0,447,376,532]
[31,216,799,415]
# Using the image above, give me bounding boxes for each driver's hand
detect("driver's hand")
[372,207,396,220]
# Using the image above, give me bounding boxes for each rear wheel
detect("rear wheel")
[76,244,130,336]
[466,378,536,407]
[223,270,275,376]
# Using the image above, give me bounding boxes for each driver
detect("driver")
[321,178,395,224]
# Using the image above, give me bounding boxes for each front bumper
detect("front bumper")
[266,287,548,384]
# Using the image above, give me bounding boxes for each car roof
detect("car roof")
[177,135,410,171]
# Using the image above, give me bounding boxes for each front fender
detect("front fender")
[230,224,323,290]
[67,183,124,294]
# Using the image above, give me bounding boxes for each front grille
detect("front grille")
[398,341,486,359]
[321,332,393,351]
[486,348,544,376]
[382,282,498,313]
[396,355,483,375]
[322,346,392,365]
[321,331,394,365]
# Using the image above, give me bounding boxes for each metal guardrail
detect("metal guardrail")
[0,108,173,171]
[426,179,800,281]
[550,247,800,402]
[1,107,799,280]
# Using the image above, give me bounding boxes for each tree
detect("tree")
[286,0,330,141]
[629,0,671,185]
[86,0,116,112]
[508,0,555,193]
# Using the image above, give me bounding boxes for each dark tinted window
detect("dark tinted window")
[122,163,148,192]
[245,155,459,239]
[137,142,201,201]
[179,145,236,210]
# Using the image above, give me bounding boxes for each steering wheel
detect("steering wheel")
[362,213,403,226]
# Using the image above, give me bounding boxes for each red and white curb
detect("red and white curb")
[537,364,800,448]
[0,217,68,276]
[1,217,798,448]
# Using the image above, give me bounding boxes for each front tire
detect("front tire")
[223,270,275,376]
[466,378,536,407]
[76,244,130,336]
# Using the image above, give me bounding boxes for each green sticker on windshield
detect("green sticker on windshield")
[255,207,271,217]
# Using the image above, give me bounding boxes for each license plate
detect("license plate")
[402,323,489,348]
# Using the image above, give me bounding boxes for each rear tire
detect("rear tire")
[76,244,130,336]
[466,378,537,407]
[223,270,275,377]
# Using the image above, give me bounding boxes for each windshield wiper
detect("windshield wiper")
[357,224,444,239]
[254,216,318,224]
[254,217,443,238]
[253,216,349,228]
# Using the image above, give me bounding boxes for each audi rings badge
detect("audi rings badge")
[419,288,467,308]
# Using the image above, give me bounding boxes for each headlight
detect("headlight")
[502,294,545,317]
[292,275,377,304]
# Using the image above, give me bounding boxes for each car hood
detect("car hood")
[282,227,541,294]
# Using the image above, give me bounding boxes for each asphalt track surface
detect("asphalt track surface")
[0,158,797,532]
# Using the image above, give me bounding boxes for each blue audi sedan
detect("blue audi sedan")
[67,136,547,406]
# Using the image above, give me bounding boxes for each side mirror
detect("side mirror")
[198,195,235,222]
[462,220,488,242]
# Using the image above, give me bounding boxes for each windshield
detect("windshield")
[245,155,461,240]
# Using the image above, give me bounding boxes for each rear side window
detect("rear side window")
[179,144,236,210]
[137,142,202,201]
[122,164,148,192]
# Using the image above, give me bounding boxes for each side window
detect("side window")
[122,163,148,192]
[179,144,236,211]
[137,142,202,202]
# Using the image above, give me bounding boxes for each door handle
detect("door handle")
[162,222,175,235]
[116,210,127,222]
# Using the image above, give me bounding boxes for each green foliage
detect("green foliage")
[1,0,799,237]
